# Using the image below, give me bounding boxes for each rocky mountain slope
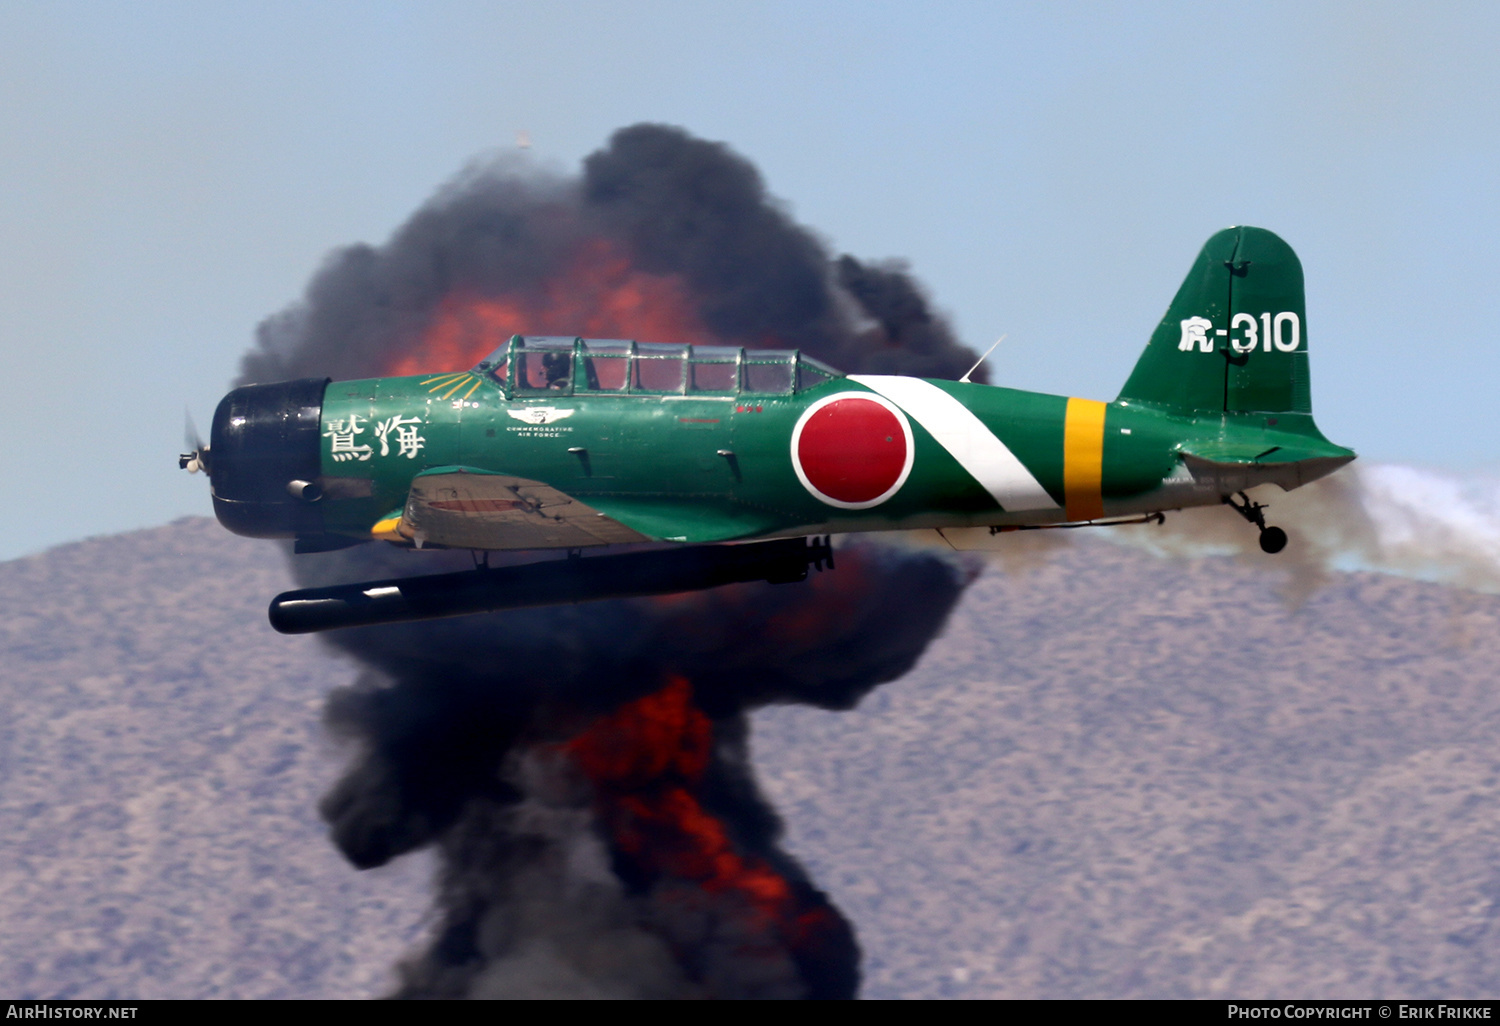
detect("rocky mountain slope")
[3,519,1496,998]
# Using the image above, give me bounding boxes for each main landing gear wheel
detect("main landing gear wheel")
[1223,492,1288,555]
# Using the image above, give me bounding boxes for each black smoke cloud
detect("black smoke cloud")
[243,124,985,386]
[242,124,982,998]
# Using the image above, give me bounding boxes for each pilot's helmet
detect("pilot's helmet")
[543,352,571,388]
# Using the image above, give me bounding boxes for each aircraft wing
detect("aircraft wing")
[375,467,653,550]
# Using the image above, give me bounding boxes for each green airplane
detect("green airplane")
[186,226,1353,633]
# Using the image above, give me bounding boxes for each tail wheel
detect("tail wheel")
[1225,492,1288,556]
[1259,526,1288,554]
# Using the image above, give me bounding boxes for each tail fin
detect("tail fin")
[1119,226,1312,417]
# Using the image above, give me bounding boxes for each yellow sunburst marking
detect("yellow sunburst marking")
[424,373,468,391]
[439,376,474,400]
[461,378,483,401]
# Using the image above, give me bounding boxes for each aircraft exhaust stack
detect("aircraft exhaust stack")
[267,536,834,634]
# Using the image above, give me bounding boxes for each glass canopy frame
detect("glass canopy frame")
[470,335,843,399]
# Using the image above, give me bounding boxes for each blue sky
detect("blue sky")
[1,1,1496,561]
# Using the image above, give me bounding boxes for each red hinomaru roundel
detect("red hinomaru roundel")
[790,392,916,509]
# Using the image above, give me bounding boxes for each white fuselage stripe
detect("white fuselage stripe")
[848,375,1059,512]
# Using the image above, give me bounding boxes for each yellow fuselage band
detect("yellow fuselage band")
[1063,398,1107,522]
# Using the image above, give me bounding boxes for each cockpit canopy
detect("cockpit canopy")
[471,335,843,398]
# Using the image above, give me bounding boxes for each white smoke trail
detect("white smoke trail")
[1114,464,1500,597]
[916,464,1500,600]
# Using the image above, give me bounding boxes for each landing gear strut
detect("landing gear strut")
[1223,491,1288,554]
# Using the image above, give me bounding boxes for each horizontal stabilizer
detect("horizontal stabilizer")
[1178,448,1354,492]
[1178,440,1349,465]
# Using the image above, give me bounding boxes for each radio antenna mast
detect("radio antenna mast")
[959,334,1006,384]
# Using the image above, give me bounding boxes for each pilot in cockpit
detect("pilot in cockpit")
[524,352,572,391]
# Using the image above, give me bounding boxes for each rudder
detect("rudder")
[1119,226,1312,417]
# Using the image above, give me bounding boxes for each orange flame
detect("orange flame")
[565,677,834,946]
[386,238,709,377]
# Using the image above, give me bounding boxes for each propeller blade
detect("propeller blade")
[181,409,210,474]
[184,409,204,453]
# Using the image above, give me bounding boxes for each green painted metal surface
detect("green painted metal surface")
[1119,226,1312,417]
[298,227,1354,550]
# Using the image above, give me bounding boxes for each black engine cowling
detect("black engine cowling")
[209,378,329,538]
